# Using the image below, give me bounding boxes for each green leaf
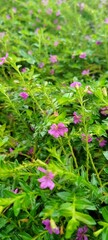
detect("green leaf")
[57,192,72,201]
[57,193,96,210]
[59,203,73,217]
[103,151,108,160]
[94,228,104,237]
[75,212,96,225]
[13,199,22,216]
[102,228,108,240]
[19,232,32,240]
[65,218,79,239]
[102,206,108,222]
[75,198,96,210]
[0,218,7,229]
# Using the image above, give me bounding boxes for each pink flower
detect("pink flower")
[97,138,107,147]
[27,147,34,155]
[38,62,45,68]
[12,188,19,194]
[28,50,32,55]
[77,2,85,11]
[56,25,61,30]
[54,41,59,46]
[82,69,90,75]
[56,10,61,16]
[53,19,58,24]
[70,82,81,88]
[46,8,53,15]
[104,18,108,24]
[79,52,86,59]
[6,15,11,19]
[81,134,92,143]
[12,7,17,13]
[0,53,8,66]
[9,148,14,152]
[50,69,55,75]
[56,0,63,5]
[35,28,40,34]
[41,0,49,5]
[42,219,59,234]
[21,67,27,72]
[100,106,108,116]
[85,35,91,41]
[48,123,68,138]
[0,32,5,38]
[84,86,93,94]
[50,55,58,63]
[73,112,82,124]
[38,167,55,190]
[19,92,29,99]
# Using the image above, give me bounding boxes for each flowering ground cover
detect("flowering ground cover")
[0,0,108,239]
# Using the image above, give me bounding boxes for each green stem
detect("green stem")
[89,152,102,187]
[67,138,79,171]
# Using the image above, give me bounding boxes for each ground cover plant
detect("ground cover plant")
[0,0,108,239]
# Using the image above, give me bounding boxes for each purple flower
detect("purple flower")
[27,147,34,155]
[38,62,45,68]
[50,55,58,63]
[19,92,29,99]
[0,32,5,38]
[100,106,108,116]
[56,0,63,5]
[9,148,14,153]
[97,138,107,147]
[0,53,8,66]
[42,219,59,234]
[41,0,49,5]
[46,8,53,15]
[38,167,55,190]
[70,82,81,88]
[79,52,86,59]
[96,41,102,45]
[54,41,59,46]
[84,86,93,94]
[12,188,19,194]
[104,18,108,24]
[35,28,40,34]
[56,10,61,16]
[82,69,90,75]
[76,226,88,240]
[12,7,17,13]
[53,19,58,24]
[21,67,27,72]
[82,134,92,143]
[77,3,85,11]
[50,69,55,75]
[48,123,68,138]
[85,35,91,41]
[73,112,82,124]
[56,25,61,30]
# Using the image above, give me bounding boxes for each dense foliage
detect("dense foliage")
[0,0,108,239]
